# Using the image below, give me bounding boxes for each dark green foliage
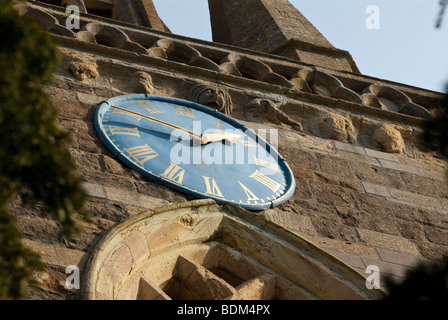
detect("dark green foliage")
[423,86,448,157]
[384,258,448,300]
[0,0,88,299]
[0,206,42,299]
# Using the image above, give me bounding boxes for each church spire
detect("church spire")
[208,0,359,73]
[112,0,170,32]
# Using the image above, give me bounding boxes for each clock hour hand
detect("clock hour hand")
[111,105,239,145]
[201,131,241,144]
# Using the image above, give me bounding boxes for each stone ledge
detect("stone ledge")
[379,159,419,175]
[360,256,413,278]
[361,181,390,198]
[325,249,366,270]
[356,228,420,256]
[82,182,170,210]
[299,235,380,260]
[361,181,443,210]
[388,188,443,209]
[364,148,401,162]
[333,141,366,156]
[376,247,422,268]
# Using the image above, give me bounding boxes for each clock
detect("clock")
[94,94,295,210]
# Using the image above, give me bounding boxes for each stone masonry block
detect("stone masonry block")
[122,230,150,267]
[325,249,366,270]
[379,159,419,175]
[388,188,443,209]
[364,148,401,162]
[376,248,421,268]
[357,228,420,256]
[360,256,412,278]
[314,153,356,181]
[333,141,366,155]
[261,209,317,236]
[22,239,87,270]
[82,182,107,199]
[361,182,390,198]
[104,185,169,209]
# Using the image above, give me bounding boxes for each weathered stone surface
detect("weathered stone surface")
[244,98,302,130]
[261,209,317,236]
[112,0,170,31]
[22,239,87,269]
[350,160,404,190]
[378,159,419,175]
[400,171,448,198]
[308,180,355,207]
[356,228,420,256]
[372,124,404,154]
[189,83,234,115]
[131,71,154,94]
[208,0,358,72]
[305,112,356,143]
[122,230,150,267]
[313,153,357,182]
[67,61,99,82]
[334,141,366,155]
[361,182,390,198]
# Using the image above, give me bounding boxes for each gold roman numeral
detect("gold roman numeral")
[124,144,158,167]
[134,102,161,115]
[202,176,224,198]
[107,126,140,137]
[254,157,281,173]
[249,170,281,193]
[173,105,196,118]
[161,162,185,185]
[238,181,260,202]
[215,121,226,128]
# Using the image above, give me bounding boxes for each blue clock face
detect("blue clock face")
[94,94,295,210]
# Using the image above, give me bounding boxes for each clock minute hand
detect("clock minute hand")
[111,105,201,141]
[111,105,239,145]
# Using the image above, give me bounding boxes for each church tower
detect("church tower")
[208,0,359,72]
[109,0,170,31]
[8,0,448,301]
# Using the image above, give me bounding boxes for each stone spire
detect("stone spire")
[111,0,170,32]
[208,0,359,73]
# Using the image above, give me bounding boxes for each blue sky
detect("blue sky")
[153,0,448,93]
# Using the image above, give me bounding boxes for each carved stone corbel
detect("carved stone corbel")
[189,84,234,116]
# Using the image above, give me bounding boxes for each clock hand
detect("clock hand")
[200,130,241,144]
[112,105,201,140]
[111,105,240,145]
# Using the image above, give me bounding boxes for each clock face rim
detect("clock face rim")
[94,94,296,210]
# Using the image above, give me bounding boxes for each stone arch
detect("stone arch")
[81,200,386,300]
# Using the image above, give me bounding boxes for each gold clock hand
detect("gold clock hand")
[201,131,241,144]
[111,105,240,145]
[111,105,201,140]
